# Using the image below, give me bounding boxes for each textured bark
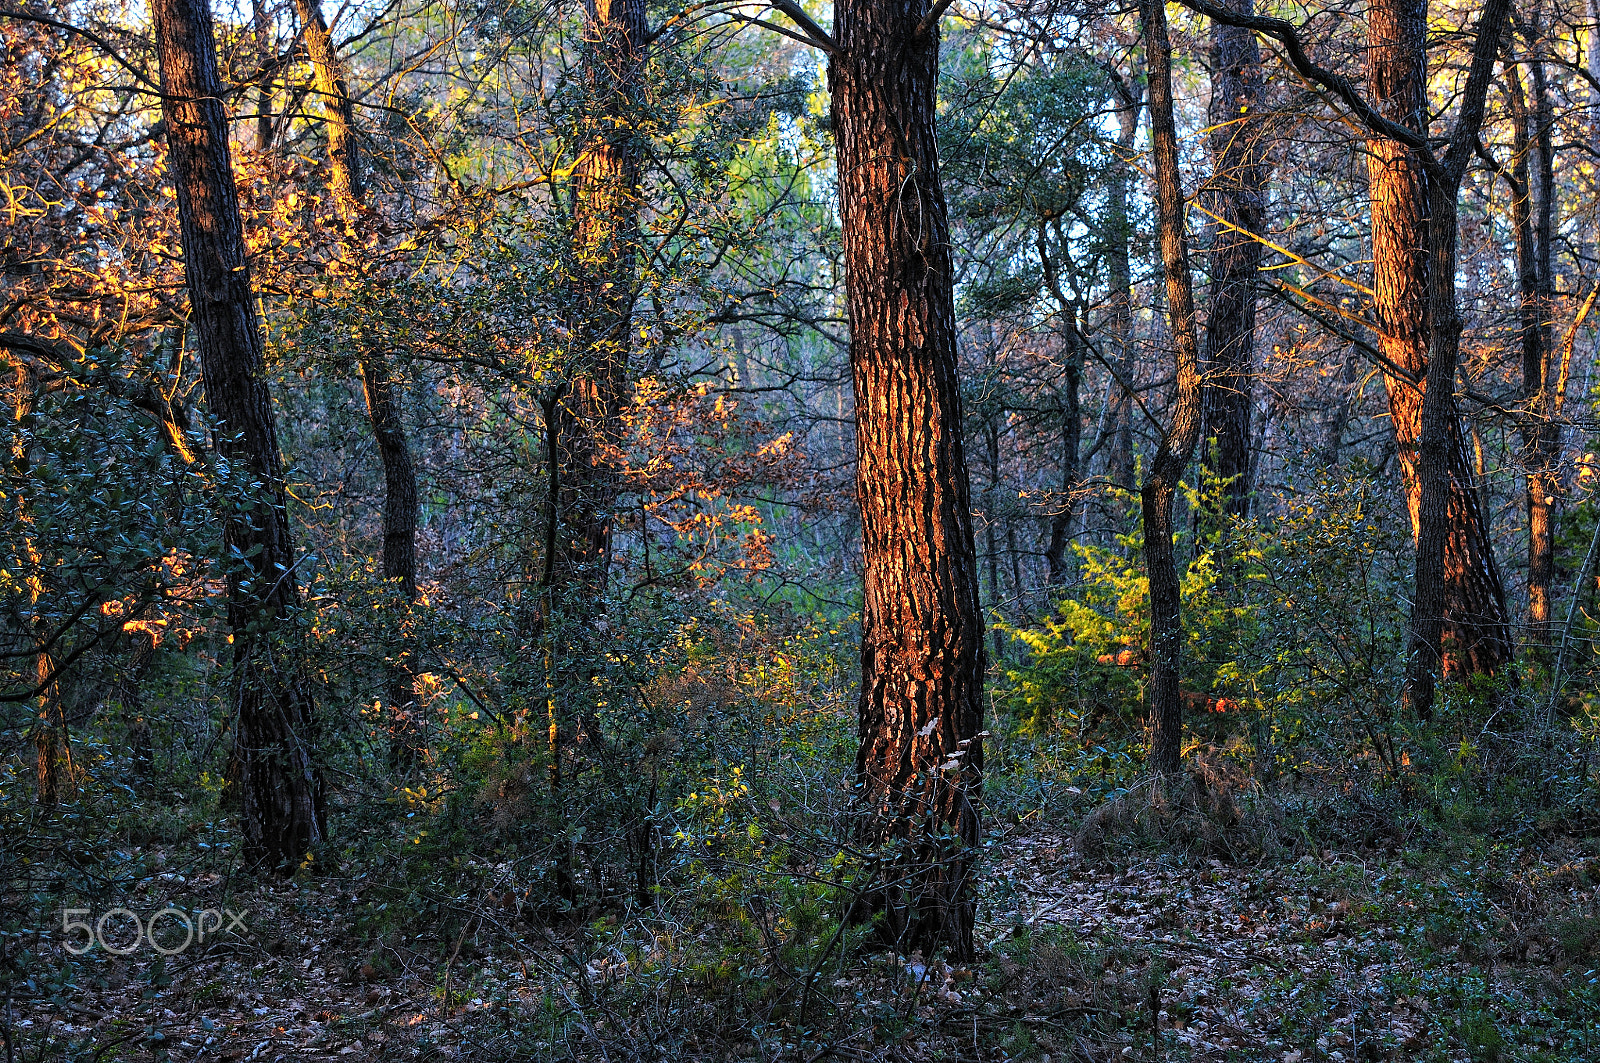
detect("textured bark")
[831,0,985,960]
[292,0,421,757]
[1142,0,1206,778]
[1504,54,1560,646]
[1199,6,1265,518]
[546,0,648,591]
[153,0,325,869]
[290,0,362,218]
[1365,0,1512,706]
[1393,0,1512,715]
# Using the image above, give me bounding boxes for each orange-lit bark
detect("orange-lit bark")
[1365,0,1512,701]
[833,0,985,959]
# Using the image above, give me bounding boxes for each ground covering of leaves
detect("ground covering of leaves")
[8,820,1600,1062]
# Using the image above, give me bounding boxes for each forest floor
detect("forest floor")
[9,811,1600,1063]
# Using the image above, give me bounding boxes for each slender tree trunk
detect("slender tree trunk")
[1142,0,1206,778]
[1105,102,1139,500]
[1366,0,1512,711]
[832,0,985,960]
[986,414,1004,661]
[1040,242,1083,586]
[1199,4,1265,519]
[1504,47,1560,647]
[251,0,274,151]
[292,0,422,760]
[153,0,325,869]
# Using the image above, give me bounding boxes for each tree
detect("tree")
[152,0,325,868]
[1199,2,1266,519]
[1140,0,1206,777]
[289,0,422,762]
[810,0,987,958]
[1367,0,1512,713]
[1180,0,1512,715]
[545,0,650,595]
[1499,25,1560,647]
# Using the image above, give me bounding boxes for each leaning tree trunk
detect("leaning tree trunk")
[1199,4,1266,520]
[153,0,325,869]
[1366,0,1512,704]
[1142,0,1206,779]
[832,0,986,961]
[291,0,422,763]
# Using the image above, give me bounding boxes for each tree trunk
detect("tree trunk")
[1504,51,1560,647]
[291,0,422,760]
[1365,0,1512,708]
[290,0,362,218]
[1039,240,1083,586]
[832,0,986,960]
[1141,0,1206,779]
[1105,101,1139,500]
[153,0,325,869]
[1199,5,1265,519]
[1046,309,1083,586]
[546,0,648,592]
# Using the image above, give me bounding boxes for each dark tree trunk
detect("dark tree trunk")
[1504,54,1560,647]
[292,0,422,760]
[1040,241,1083,587]
[1105,101,1139,500]
[1142,0,1206,779]
[153,0,325,869]
[1365,0,1512,712]
[1199,6,1265,519]
[831,0,985,960]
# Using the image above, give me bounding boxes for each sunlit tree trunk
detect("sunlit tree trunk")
[1199,5,1265,519]
[1141,0,1206,777]
[153,0,325,869]
[1365,0,1512,710]
[291,0,422,763]
[832,0,985,960]
[548,0,647,591]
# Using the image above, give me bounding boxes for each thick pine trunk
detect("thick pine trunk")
[291,0,422,759]
[153,0,325,869]
[1199,7,1265,518]
[1365,0,1512,703]
[1141,0,1207,778]
[832,0,985,960]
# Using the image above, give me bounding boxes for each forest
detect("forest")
[2,0,1600,1056]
